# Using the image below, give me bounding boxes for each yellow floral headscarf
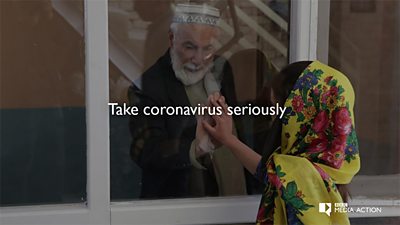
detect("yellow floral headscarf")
[256,61,360,225]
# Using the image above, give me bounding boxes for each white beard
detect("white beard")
[170,49,213,86]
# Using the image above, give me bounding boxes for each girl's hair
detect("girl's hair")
[256,61,312,160]
[256,61,312,107]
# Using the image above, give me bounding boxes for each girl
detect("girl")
[203,61,360,225]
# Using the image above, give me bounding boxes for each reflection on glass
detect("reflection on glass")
[109,0,289,200]
[328,0,400,198]
[0,0,86,206]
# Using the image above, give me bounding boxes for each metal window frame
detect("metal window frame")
[289,0,318,62]
[0,1,110,224]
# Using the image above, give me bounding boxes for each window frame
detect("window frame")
[0,0,110,224]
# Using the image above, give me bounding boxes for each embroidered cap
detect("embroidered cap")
[172,4,220,26]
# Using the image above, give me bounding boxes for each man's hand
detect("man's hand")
[202,94,235,145]
[206,92,221,108]
[205,92,225,148]
[193,92,226,158]
[195,114,215,158]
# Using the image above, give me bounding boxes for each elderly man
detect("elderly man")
[129,3,246,199]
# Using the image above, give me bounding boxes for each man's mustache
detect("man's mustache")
[184,63,203,72]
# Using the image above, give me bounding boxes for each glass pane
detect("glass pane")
[108,0,289,200]
[0,0,86,206]
[328,0,400,198]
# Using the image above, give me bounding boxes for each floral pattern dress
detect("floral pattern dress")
[255,61,360,225]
